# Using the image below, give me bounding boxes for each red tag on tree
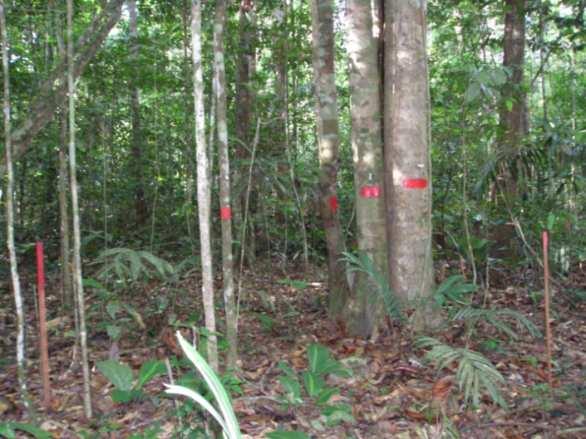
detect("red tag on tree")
[360,185,380,198]
[220,206,232,220]
[328,195,339,213]
[402,178,428,189]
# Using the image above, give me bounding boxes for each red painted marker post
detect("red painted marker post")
[542,231,553,387]
[36,241,51,408]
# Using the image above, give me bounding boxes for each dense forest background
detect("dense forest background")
[0,0,585,437]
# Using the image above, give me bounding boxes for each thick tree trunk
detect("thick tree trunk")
[128,0,147,227]
[0,0,124,177]
[1,0,31,413]
[345,0,388,337]
[311,0,351,317]
[234,0,256,265]
[386,0,435,330]
[213,0,238,370]
[67,0,92,419]
[498,0,526,199]
[191,0,218,371]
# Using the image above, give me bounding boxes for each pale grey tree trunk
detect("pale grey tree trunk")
[213,0,237,370]
[1,0,31,413]
[191,0,218,371]
[345,0,388,337]
[385,0,435,330]
[311,0,351,317]
[67,0,92,418]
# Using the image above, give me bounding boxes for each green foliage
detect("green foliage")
[433,275,477,307]
[165,332,242,439]
[97,359,166,403]
[342,252,403,321]
[416,337,507,409]
[277,344,354,428]
[266,431,311,439]
[94,247,175,285]
[453,307,541,340]
[0,423,51,439]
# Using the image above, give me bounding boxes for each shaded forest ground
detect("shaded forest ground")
[1,259,585,438]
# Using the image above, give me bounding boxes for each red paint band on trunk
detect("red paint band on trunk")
[402,178,428,189]
[360,185,380,198]
[328,195,339,213]
[220,206,232,220]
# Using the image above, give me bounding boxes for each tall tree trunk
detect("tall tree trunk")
[234,0,256,265]
[128,0,147,228]
[191,0,218,371]
[67,0,92,419]
[386,0,435,330]
[311,0,350,317]
[1,0,31,413]
[498,0,526,200]
[213,0,237,370]
[345,0,388,337]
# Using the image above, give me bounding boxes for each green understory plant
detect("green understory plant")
[0,422,51,439]
[165,332,242,439]
[277,343,354,429]
[416,336,507,409]
[97,359,166,403]
[342,251,403,321]
[453,307,541,340]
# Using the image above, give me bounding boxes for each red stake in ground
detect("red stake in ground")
[36,241,51,408]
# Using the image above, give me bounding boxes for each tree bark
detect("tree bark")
[128,0,147,227]
[498,0,527,199]
[345,0,388,337]
[0,0,124,178]
[192,0,218,371]
[386,0,436,330]
[1,0,31,413]
[213,0,238,370]
[67,0,92,419]
[311,0,351,317]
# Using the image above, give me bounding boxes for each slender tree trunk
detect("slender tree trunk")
[67,0,92,419]
[55,10,72,307]
[311,0,350,317]
[191,0,218,371]
[128,0,147,228]
[345,0,388,337]
[213,0,237,370]
[498,0,526,199]
[386,0,436,330]
[1,0,31,414]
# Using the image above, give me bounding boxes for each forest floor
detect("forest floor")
[1,260,585,438]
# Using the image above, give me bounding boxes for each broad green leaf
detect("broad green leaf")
[97,359,134,391]
[266,431,311,439]
[0,423,51,439]
[137,360,166,389]
[302,371,324,398]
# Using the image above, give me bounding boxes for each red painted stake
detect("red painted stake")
[542,231,553,387]
[36,241,51,408]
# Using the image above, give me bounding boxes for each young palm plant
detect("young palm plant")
[165,332,241,439]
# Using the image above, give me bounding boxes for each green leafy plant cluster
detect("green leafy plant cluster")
[416,337,507,409]
[277,343,354,429]
[94,247,175,285]
[97,359,166,403]
[0,422,51,439]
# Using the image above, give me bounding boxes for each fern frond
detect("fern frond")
[417,336,507,409]
[453,307,541,339]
